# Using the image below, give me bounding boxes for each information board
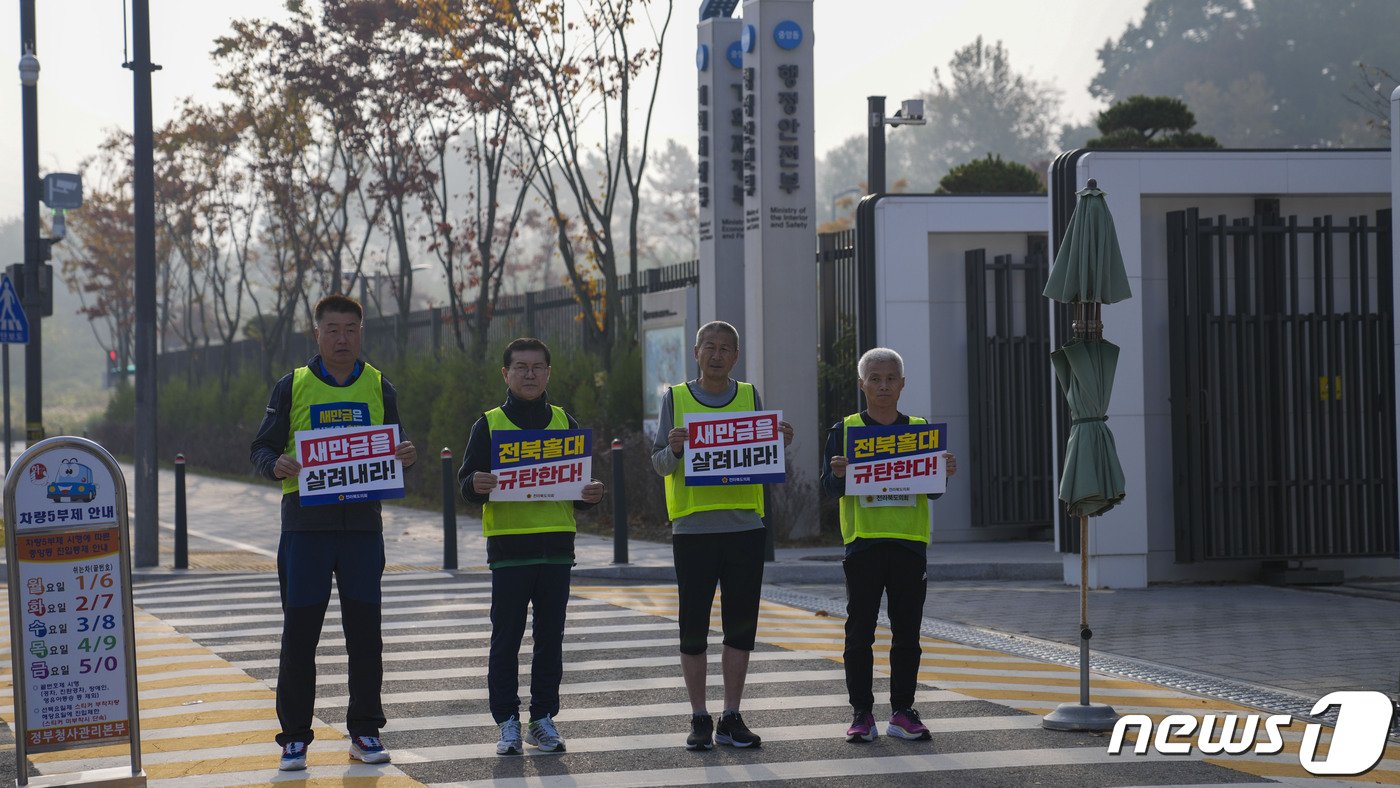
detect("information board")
[5,436,144,784]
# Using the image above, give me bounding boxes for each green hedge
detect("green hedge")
[92,342,664,534]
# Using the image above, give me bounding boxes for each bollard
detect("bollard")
[174,453,188,570]
[441,447,458,570]
[762,487,775,562]
[611,437,627,564]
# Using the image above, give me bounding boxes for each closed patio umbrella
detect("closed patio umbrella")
[1051,339,1126,518]
[1042,179,1128,733]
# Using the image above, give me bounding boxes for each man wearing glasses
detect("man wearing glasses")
[459,337,605,755]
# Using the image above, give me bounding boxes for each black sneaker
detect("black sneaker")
[687,714,714,750]
[715,711,762,748]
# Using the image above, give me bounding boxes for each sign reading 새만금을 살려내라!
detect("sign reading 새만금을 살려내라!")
[490,429,592,502]
[684,410,785,486]
[295,423,404,506]
[845,423,948,498]
[8,440,137,756]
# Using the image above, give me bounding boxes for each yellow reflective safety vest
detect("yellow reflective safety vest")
[839,413,931,545]
[282,362,385,496]
[482,405,577,537]
[664,382,766,521]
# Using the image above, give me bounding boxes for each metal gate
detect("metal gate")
[965,236,1055,534]
[1167,205,1397,561]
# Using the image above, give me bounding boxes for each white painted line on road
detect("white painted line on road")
[183,607,646,640]
[205,621,677,653]
[393,716,1047,764]
[135,577,489,601]
[319,671,970,708]
[139,588,497,614]
[461,745,1184,788]
[267,648,835,688]
[154,522,279,558]
[369,693,865,734]
[157,598,609,627]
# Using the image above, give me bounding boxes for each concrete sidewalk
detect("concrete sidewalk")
[23,464,1400,728]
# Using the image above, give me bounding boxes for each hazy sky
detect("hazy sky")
[0,0,1149,222]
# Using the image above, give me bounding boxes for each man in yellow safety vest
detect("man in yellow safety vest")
[821,347,958,745]
[458,337,605,756]
[651,320,794,750]
[250,294,417,771]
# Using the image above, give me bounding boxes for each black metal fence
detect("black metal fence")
[964,237,1055,534]
[1168,205,1397,561]
[158,260,701,382]
[818,229,859,429]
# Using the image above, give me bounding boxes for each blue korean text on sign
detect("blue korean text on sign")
[773,20,803,50]
[726,40,743,68]
[0,275,31,344]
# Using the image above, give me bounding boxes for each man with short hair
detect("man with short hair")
[652,320,794,750]
[251,294,417,770]
[459,337,605,756]
[822,347,957,744]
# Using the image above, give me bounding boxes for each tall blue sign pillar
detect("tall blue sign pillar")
[696,3,746,378]
[740,0,819,538]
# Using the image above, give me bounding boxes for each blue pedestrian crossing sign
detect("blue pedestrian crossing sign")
[0,275,31,344]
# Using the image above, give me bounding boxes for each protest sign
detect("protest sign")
[683,410,785,486]
[490,429,592,502]
[295,423,403,506]
[846,422,947,498]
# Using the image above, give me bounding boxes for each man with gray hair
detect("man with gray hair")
[821,346,958,744]
[653,320,794,750]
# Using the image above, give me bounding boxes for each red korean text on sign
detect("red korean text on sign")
[688,414,779,449]
[300,427,396,469]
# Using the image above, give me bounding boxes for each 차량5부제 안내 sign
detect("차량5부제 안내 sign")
[4,437,142,770]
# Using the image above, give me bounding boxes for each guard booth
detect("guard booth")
[5,437,145,786]
[1048,148,1396,586]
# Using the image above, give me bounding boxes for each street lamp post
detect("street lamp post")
[19,2,45,446]
[128,0,161,567]
[866,95,927,195]
[860,96,927,359]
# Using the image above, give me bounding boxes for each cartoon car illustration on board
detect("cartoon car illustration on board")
[47,459,97,503]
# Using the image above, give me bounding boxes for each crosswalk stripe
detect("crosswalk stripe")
[319,671,971,709]
[138,589,498,614]
[5,574,1332,786]
[452,745,1189,788]
[274,649,833,688]
[393,717,1047,763]
[183,607,646,640]
[156,598,610,627]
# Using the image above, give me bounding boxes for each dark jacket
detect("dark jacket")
[250,355,410,532]
[458,389,597,565]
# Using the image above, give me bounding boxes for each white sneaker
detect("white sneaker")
[496,716,523,755]
[525,714,566,753]
[279,741,308,771]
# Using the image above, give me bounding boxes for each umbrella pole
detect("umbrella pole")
[1042,512,1120,731]
[1079,514,1090,706]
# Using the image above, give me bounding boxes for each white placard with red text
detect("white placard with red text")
[683,409,785,485]
[295,423,404,506]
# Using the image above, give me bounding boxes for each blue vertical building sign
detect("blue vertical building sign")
[0,275,31,344]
